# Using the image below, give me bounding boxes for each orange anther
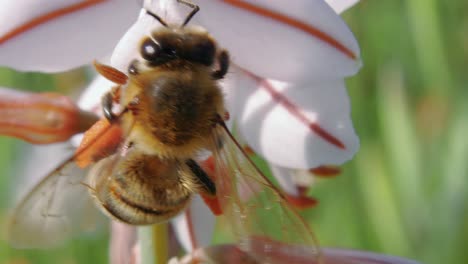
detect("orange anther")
[75,118,122,168]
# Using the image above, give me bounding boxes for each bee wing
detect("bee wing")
[8,158,102,248]
[210,124,320,263]
[8,118,126,248]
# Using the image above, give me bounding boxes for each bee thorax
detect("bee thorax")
[123,67,224,158]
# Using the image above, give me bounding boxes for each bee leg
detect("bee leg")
[212,50,230,80]
[101,91,117,123]
[102,92,115,122]
[186,159,216,195]
[101,86,122,122]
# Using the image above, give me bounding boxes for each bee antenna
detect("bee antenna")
[145,10,168,27]
[177,0,199,27]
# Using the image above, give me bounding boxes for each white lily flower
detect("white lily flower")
[0,0,363,260]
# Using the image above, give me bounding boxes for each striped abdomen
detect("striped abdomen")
[89,151,199,225]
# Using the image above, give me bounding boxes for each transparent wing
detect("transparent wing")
[210,124,320,263]
[8,118,126,248]
[8,158,102,248]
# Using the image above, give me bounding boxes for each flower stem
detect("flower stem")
[138,223,169,264]
[153,223,169,263]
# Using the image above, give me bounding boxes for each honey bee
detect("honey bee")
[8,1,319,261]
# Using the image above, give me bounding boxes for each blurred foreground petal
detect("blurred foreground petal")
[172,244,421,264]
[321,248,421,264]
[0,87,97,143]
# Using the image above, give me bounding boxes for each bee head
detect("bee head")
[138,29,216,68]
[130,3,217,72]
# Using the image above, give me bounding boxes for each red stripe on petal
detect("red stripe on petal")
[0,0,108,45]
[296,186,309,196]
[310,165,341,177]
[285,194,318,210]
[243,145,255,155]
[220,0,356,60]
[244,72,346,149]
[309,123,345,149]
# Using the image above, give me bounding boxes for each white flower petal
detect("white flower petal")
[77,75,114,113]
[291,169,315,187]
[270,165,316,195]
[0,0,139,72]
[172,196,215,252]
[143,0,190,24]
[196,0,361,82]
[269,165,299,196]
[228,69,359,169]
[325,0,360,14]
[69,75,114,147]
[111,0,361,81]
[220,69,246,127]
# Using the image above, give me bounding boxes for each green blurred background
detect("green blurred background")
[1,1,467,263]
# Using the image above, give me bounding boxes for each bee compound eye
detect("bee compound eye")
[140,38,161,62]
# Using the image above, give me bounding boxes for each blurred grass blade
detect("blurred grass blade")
[376,64,425,245]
